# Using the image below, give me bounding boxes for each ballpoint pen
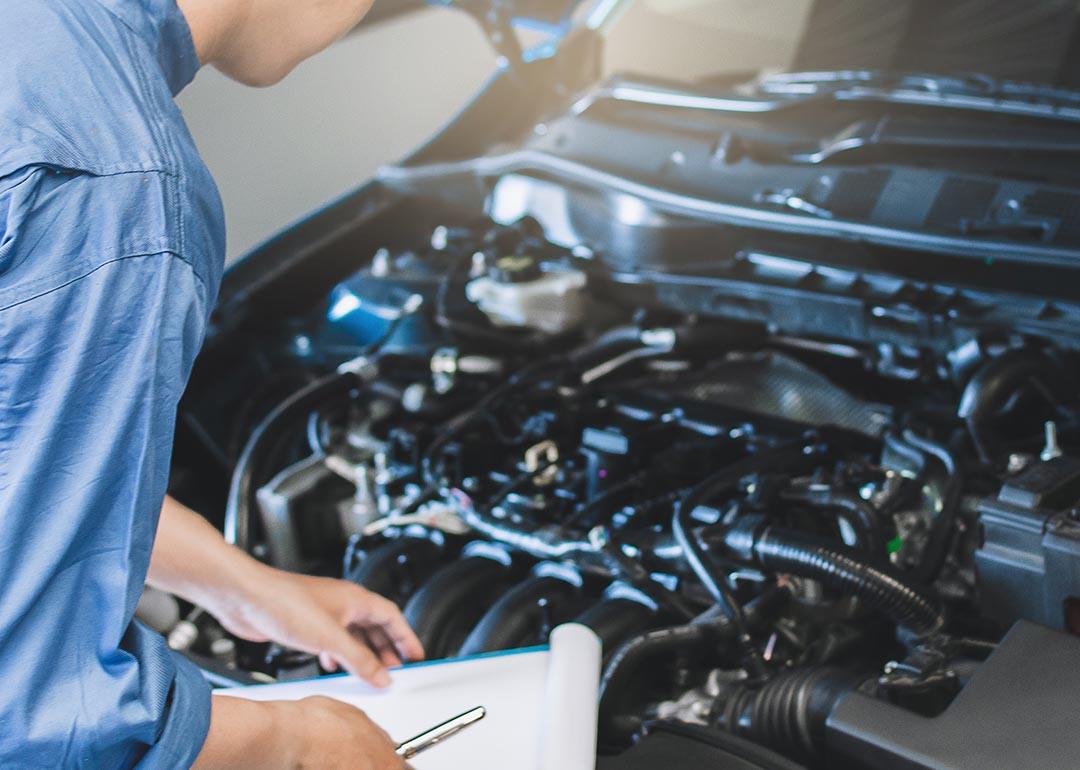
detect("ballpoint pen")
[395,706,487,760]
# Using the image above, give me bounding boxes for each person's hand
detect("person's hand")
[280,696,408,770]
[148,497,423,686]
[195,695,409,769]
[207,566,424,687]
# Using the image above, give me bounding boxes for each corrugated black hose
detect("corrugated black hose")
[673,444,818,678]
[715,516,945,638]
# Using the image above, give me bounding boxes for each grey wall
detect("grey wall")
[177,2,808,263]
[177,10,495,262]
[604,0,810,82]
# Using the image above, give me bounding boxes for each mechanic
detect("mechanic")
[0,0,423,767]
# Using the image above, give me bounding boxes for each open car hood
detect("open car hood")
[360,0,600,48]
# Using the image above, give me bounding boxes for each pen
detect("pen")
[395,706,487,759]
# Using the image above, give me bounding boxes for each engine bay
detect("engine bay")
[170,210,1080,768]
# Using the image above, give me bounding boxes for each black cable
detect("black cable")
[225,294,427,556]
[306,410,326,455]
[420,356,558,486]
[224,370,358,553]
[673,445,811,678]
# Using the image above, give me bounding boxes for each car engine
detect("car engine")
[165,201,1080,768]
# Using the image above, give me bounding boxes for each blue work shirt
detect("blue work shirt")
[0,0,224,766]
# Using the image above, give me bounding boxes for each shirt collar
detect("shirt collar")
[94,0,201,95]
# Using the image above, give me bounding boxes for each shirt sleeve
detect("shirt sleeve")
[130,626,214,769]
[0,168,214,768]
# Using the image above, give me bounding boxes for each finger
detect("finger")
[319,651,339,672]
[356,597,425,662]
[359,626,403,668]
[365,627,403,668]
[334,634,391,688]
[310,620,392,688]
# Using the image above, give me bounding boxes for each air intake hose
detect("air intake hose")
[716,666,864,763]
[712,516,945,638]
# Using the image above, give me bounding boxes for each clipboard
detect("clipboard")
[217,623,602,770]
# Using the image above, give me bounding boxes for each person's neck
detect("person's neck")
[176,0,237,67]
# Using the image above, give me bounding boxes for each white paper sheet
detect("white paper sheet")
[538,624,602,770]
[218,623,601,770]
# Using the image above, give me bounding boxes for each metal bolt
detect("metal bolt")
[401,383,426,413]
[292,335,313,356]
[1042,421,1063,462]
[371,247,392,275]
[1007,453,1031,474]
[470,251,487,278]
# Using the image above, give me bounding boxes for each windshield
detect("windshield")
[601,0,1080,89]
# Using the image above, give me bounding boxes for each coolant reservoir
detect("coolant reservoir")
[465,254,587,334]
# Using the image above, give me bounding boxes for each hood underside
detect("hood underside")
[366,0,1080,90]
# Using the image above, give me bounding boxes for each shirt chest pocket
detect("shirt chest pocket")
[0,167,180,311]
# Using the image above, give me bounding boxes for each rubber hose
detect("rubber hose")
[457,575,579,656]
[404,556,511,659]
[599,621,722,740]
[566,325,644,367]
[958,348,1063,463]
[783,485,884,556]
[674,445,813,676]
[883,432,928,476]
[573,598,657,653]
[599,589,787,742]
[346,538,444,607]
[224,370,357,552]
[726,520,944,637]
[720,667,862,763]
[901,429,964,585]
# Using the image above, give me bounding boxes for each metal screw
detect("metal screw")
[1042,421,1063,462]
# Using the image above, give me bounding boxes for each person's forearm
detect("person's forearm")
[149,495,422,684]
[178,0,374,86]
[193,697,291,769]
[148,495,269,615]
[195,695,406,769]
